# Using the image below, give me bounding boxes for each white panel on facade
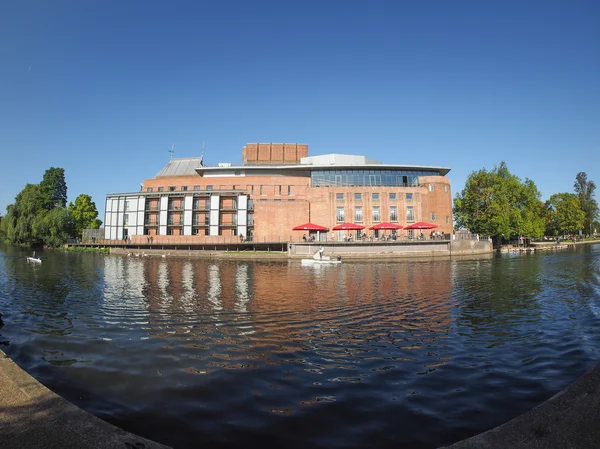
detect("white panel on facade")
[210,195,219,210]
[238,212,247,226]
[238,225,247,237]
[159,196,168,233]
[110,212,117,227]
[210,209,219,225]
[104,227,110,239]
[184,225,192,236]
[110,226,117,240]
[112,198,118,212]
[106,198,112,212]
[238,195,247,210]
[183,209,192,227]
[210,225,219,236]
[160,196,168,211]
[184,196,193,210]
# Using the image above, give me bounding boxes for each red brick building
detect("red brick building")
[104,143,452,243]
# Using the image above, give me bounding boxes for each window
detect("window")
[235,171,241,176]
[372,193,379,201]
[206,185,213,191]
[167,228,174,235]
[444,185,448,193]
[406,193,413,201]
[389,193,396,200]
[372,206,380,222]
[277,185,282,196]
[336,193,344,201]
[288,199,295,202]
[167,214,174,225]
[288,185,292,195]
[355,206,363,222]
[194,185,200,191]
[429,184,435,192]
[182,186,188,191]
[169,186,176,192]
[446,216,450,224]
[260,185,263,195]
[407,206,415,222]
[147,187,153,192]
[260,199,267,202]
[124,201,130,211]
[354,193,362,201]
[274,199,281,202]
[248,199,254,210]
[251,185,254,195]
[336,206,345,222]
[158,187,164,192]
[232,199,237,209]
[390,206,398,222]
[123,214,129,225]
[431,212,436,221]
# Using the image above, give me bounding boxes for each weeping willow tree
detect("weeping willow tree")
[1,168,75,247]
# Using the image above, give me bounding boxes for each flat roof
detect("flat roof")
[197,163,450,176]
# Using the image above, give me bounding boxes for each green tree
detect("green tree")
[574,172,598,236]
[0,184,45,245]
[68,194,102,238]
[453,162,545,242]
[39,167,68,209]
[32,207,74,247]
[546,193,586,237]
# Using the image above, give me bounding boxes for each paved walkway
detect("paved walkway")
[441,361,600,448]
[0,349,170,449]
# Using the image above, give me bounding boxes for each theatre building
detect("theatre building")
[104,143,452,243]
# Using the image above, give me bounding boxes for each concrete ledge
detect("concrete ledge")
[0,349,171,449]
[441,361,600,449]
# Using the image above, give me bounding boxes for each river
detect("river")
[0,245,599,448]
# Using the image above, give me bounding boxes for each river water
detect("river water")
[0,245,599,448]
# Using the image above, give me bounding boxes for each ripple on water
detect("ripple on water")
[0,247,599,448]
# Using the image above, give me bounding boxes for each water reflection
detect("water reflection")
[0,247,599,449]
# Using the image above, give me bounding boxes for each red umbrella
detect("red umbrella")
[332,223,365,231]
[293,223,329,231]
[369,222,404,230]
[404,221,438,230]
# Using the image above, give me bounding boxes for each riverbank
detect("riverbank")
[441,360,600,448]
[0,349,170,449]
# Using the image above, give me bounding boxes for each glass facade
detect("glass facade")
[311,169,439,187]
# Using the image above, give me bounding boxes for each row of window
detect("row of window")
[144,184,449,195]
[337,192,414,201]
[335,206,450,224]
[145,185,295,195]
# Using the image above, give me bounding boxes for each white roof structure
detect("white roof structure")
[300,154,383,166]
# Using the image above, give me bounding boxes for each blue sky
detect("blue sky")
[1,0,598,220]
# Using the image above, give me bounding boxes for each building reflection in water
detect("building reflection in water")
[102,256,454,373]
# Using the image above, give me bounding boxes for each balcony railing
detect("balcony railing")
[145,206,159,211]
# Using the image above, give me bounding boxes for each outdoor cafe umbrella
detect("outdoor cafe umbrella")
[293,222,329,241]
[292,223,329,231]
[332,223,365,231]
[405,221,438,239]
[404,221,438,230]
[368,222,403,230]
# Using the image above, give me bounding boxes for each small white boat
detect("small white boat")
[301,248,342,265]
[301,258,342,265]
[26,257,42,264]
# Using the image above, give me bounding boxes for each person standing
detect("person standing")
[318,246,324,260]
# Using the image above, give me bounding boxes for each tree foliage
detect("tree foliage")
[574,172,598,235]
[1,167,99,247]
[68,194,102,238]
[546,193,586,237]
[39,167,68,209]
[453,162,545,240]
